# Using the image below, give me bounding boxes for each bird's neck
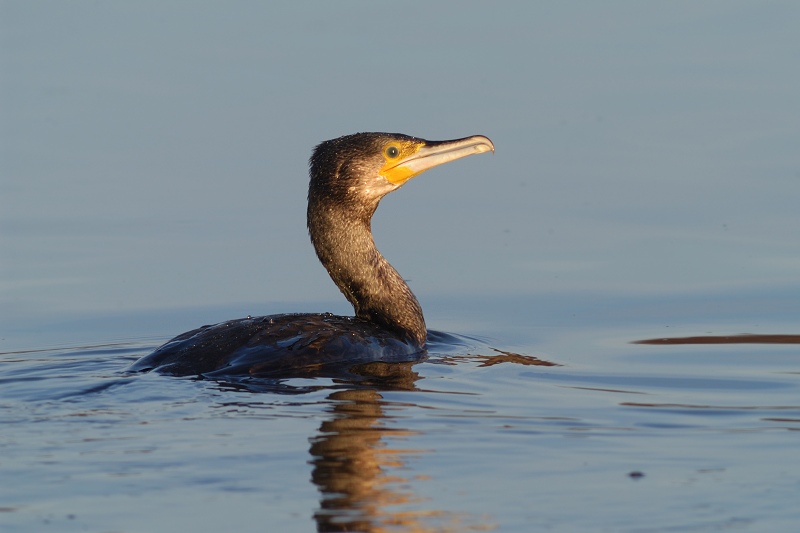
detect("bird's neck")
[307,199,426,347]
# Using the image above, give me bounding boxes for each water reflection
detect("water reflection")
[308,364,492,532]
[310,388,426,532]
[208,357,499,531]
[437,349,560,368]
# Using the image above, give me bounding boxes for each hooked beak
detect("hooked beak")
[383,135,495,185]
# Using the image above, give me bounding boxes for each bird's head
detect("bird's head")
[309,132,494,209]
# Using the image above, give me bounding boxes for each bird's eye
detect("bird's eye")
[386,146,400,158]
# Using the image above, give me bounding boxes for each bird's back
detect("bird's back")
[128,313,425,378]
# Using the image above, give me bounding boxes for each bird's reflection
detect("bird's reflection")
[210,340,547,531]
[311,388,421,531]
[307,362,490,532]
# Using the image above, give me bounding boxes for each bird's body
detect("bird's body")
[128,313,422,378]
[129,132,494,377]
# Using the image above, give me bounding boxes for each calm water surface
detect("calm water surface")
[3,2,800,532]
[2,292,799,532]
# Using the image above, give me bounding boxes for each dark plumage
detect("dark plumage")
[129,132,494,377]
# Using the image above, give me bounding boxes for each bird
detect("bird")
[128,132,494,378]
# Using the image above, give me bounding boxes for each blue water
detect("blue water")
[3,291,800,532]
[3,2,800,531]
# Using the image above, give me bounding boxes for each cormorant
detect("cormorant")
[128,132,494,377]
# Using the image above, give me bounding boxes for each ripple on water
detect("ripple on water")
[2,325,800,532]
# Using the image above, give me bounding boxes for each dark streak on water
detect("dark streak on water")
[634,334,800,345]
